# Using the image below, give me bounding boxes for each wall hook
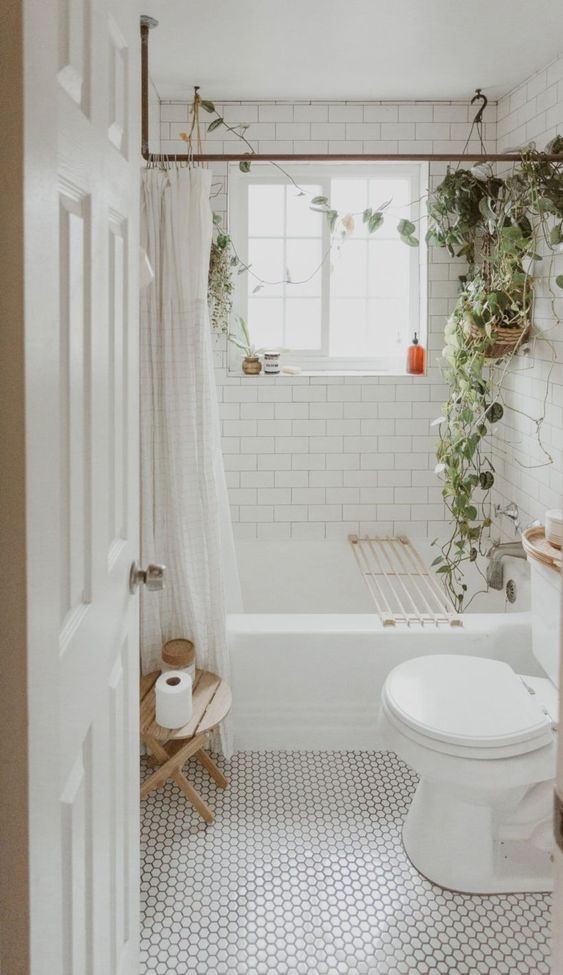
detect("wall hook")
[471,88,488,126]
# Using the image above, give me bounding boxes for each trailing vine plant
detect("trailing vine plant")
[429,139,563,610]
[208,222,241,334]
[179,91,417,333]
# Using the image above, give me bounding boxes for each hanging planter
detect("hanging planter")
[466,319,531,358]
[430,139,563,610]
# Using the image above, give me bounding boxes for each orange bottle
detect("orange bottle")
[406,332,425,375]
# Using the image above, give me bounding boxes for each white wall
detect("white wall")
[160,98,497,540]
[494,57,563,535]
[148,78,160,151]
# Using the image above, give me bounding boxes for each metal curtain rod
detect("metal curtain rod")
[140,17,563,165]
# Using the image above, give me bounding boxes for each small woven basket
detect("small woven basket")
[467,321,531,359]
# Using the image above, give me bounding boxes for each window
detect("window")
[228,162,428,374]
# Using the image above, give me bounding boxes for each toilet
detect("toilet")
[379,557,560,894]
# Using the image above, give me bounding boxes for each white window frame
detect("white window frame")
[228,161,428,376]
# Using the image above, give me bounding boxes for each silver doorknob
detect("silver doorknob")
[129,561,166,594]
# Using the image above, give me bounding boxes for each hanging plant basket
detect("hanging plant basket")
[466,320,532,359]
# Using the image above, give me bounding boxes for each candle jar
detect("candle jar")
[161,638,196,684]
[263,351,281,375]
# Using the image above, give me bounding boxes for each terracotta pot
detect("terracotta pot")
[242,356,262,375]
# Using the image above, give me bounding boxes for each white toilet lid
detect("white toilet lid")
[383,655,552,750]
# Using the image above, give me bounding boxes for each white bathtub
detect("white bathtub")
[228,538,537,750]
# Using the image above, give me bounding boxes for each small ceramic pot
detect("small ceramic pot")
[242,356,262,375]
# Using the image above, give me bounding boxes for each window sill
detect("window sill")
[226,369,427,379]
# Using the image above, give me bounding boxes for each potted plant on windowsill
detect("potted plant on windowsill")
[227,316,262,374]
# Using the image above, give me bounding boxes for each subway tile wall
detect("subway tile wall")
[494,58,563,537]
[159,97,499,539]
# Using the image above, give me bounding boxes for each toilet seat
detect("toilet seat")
[382,655,554,759]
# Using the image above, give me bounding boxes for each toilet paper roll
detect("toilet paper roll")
[155,670,193,729]
[161,659,196,684]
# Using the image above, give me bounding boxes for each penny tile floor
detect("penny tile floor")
[140,750,551,974]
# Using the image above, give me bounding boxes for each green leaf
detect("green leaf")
[327,210,339,232]
[212,212,222,226]
[478,197,496,222]
[556,275,563,289]
[466,505,478,521]
[207,117,224,132]
[368,212,384,234]
[431,556,443,566]
[550,223,563,246]
[362,208,373,224]
[312,196,329,206]
[400,234,419,247]
[200,100,216,113]
[239,159,252,173]
[397,218,416,236]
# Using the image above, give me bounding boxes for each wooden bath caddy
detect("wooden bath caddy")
[140,669,232,823]
[522,526,562,572]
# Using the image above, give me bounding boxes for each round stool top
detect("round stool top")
[140,669,232,743]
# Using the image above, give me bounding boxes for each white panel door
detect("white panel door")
[23,0,142,971]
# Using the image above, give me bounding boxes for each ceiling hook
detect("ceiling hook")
[471,88,488,126]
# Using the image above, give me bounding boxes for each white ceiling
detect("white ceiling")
[143,0,563,103]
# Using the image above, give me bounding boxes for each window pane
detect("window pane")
[238,167,423,369]
[247,298,283,348]
[330,239,367,298]
[286,185,323,237]
[366,299,410,356]
[368,178,413,240]
[368,240,411,297]
[329,298,367,357]
[248,184,284,236]
[247,238,284,296]
[285,298,322,350]
[330,178,369,237]
[369,177,410,210]
[285,238,323,297]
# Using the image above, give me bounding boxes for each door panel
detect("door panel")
[57,0,91,112]
[24,0,141,970]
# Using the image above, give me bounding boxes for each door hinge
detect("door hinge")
[556,790,563,854]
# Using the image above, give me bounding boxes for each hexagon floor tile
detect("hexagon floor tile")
[140,751,551,974]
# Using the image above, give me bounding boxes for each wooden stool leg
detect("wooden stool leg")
[141,732,215,824]
[194,749,229,789]
[172,771,214,823]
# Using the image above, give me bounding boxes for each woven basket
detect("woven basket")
[467,320,531,359]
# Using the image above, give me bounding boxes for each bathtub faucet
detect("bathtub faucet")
[485,540,527,589]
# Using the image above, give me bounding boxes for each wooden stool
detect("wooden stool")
[140,669,232,823]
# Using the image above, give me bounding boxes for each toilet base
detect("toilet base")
[403,779,554,894]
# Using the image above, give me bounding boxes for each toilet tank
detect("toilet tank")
[530,558,562,687]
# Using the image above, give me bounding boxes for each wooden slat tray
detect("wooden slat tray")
[522,526,562,572]
[140,668,232,744]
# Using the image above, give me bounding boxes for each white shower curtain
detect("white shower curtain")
[140,167,241,756]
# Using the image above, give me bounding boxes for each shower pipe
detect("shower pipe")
[140,16,563,165]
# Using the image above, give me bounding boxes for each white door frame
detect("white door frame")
[0,0,35,968]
